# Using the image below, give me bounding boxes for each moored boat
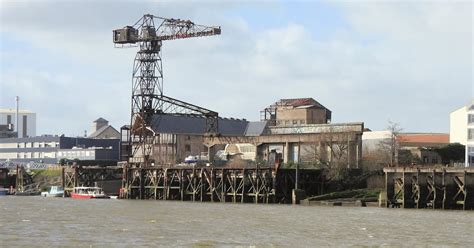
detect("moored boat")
[0,188,9,196]
[41,186,64,197]
[71,186,109,199]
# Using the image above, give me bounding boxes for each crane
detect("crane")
[113,14,221,167]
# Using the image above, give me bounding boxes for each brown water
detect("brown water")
[0,196,473,247]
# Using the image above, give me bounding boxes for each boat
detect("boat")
[41,186,64,197]
[0,188,9,196]
[184,153,209,164]
[71,186,109,199]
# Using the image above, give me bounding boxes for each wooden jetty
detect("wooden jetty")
[384,167,474,210]
[61,164,323,204]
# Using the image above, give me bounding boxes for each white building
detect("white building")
[0,109,36,138]
[362,130,393,154]
[449,101,474,167]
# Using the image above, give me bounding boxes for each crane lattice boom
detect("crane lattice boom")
[114,14,221,167]
[114,14,221,44]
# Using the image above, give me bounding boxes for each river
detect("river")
[0,196,472,247]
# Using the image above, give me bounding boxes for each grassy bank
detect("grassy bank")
[31,168,63,191]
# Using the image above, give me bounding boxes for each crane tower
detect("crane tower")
[113,14,221,167]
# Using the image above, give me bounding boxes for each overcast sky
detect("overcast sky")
[0,0,472,136]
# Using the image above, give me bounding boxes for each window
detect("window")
[468,128,474,141]
[469,114,474,124]
[185,144,191,152]
[469,146,474,153]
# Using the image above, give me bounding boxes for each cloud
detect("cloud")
[0,0,472,136]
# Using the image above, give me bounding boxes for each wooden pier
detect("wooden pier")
[384,167,474,210]
[121,166,323,204]
[62,166,123,196]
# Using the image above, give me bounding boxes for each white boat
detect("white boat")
[184,153,209,163]
[41,186,64,197]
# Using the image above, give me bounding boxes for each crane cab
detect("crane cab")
[142,26,157,40]
[113,26,139,44]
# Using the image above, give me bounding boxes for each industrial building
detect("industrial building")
[450,101,474,166]
[0,109,36,138]
[0,124,16,138]
[135,98,363,168]
[88,118,120,139]
[362,130,450,166]
[0,135,120,164]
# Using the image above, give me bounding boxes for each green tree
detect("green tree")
[435,143,465,164]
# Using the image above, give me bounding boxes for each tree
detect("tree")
[435,143,465,164]
[300,126,352,182]
[377,121,402,166]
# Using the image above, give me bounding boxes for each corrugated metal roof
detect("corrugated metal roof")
[151,115,248,135]
[244,121,267,136]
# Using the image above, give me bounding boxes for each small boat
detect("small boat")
[71,186,109,199]
[184,153,209,164]
[41,186,64,197]
[0,188,9,196]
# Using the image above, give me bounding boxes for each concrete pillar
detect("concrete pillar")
[432,169,444,209]
[465,170,474,210]
[347,140,358,169]
[402,170,414,208]
[284,142,290,164]
[207,145,218,164]
[357,134,363,169]
[385,171,394,208]
[292,189,306,205]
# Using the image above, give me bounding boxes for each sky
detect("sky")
[0,0,472,136]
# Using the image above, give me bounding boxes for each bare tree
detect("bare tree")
[377,121,402,167]
[300,127,351,179]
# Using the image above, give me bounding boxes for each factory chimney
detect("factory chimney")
[15,96,19,137]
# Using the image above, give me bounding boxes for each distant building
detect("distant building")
[398,133,449,165]
[362,131,449,166]
[398,133,450,148]
[362,130,392,154]
[0,109,36,138]
[88,118,120,139]
[0,124,17,138]
[57,147,118,161]
[0,136,120,164]
[450,101,474,167]
[260,98,331,126]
